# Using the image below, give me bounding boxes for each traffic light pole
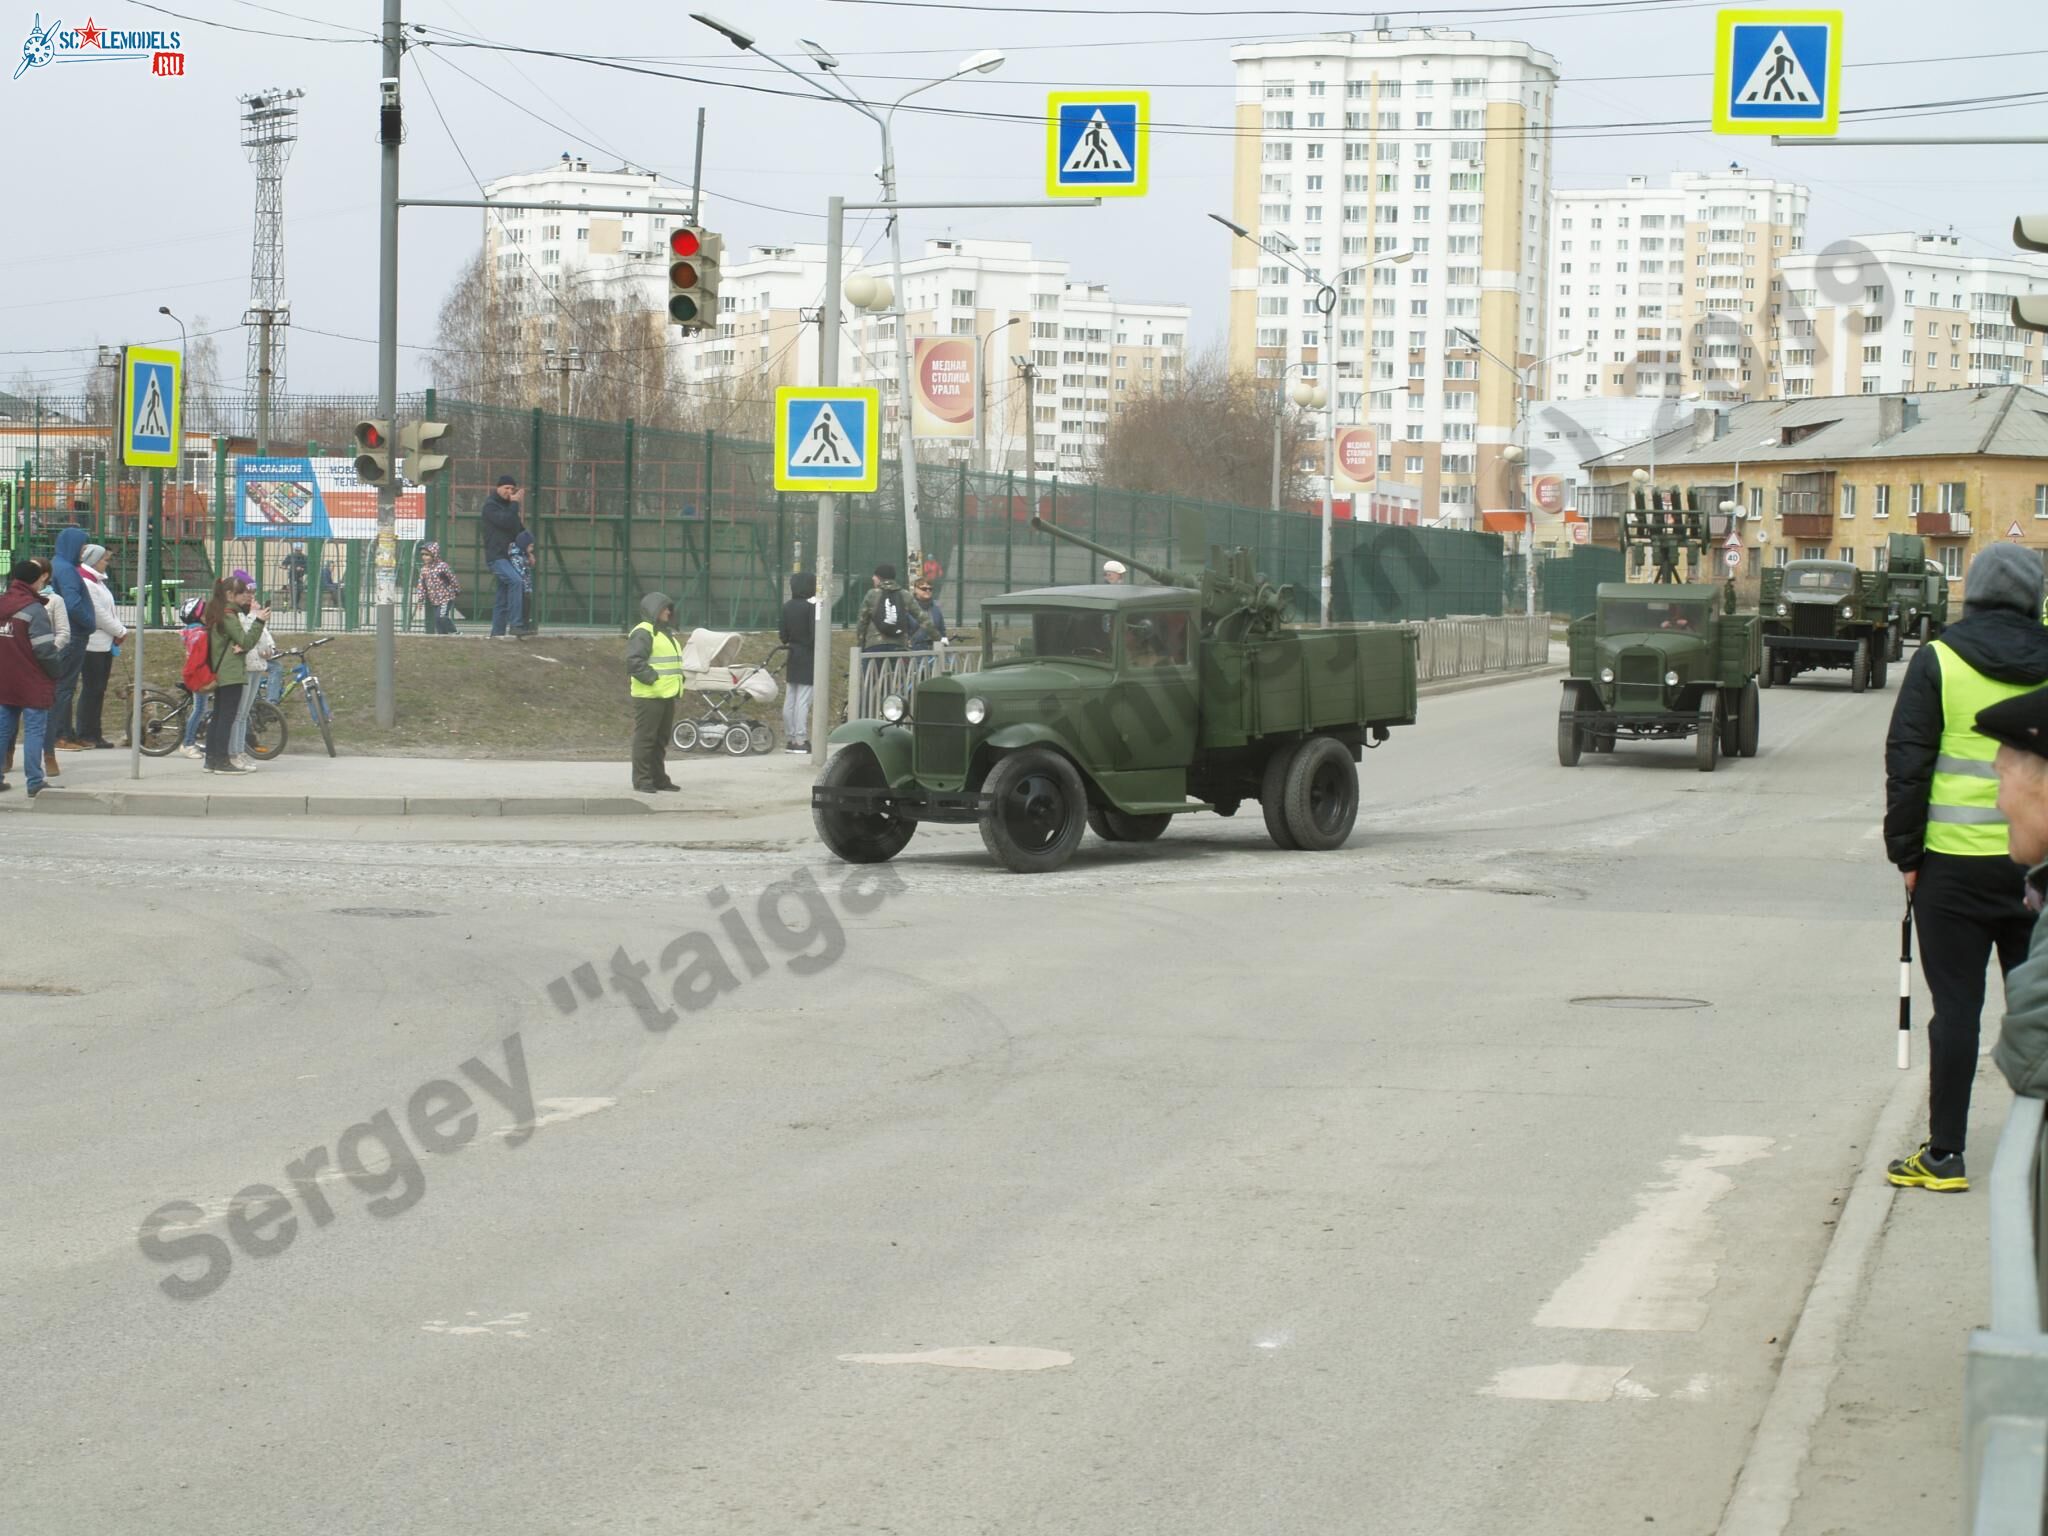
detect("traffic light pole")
[374,0,402,728]
[810,197,846,769]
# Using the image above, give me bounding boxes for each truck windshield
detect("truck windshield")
[1599,599,1715,635]
[984,608,1118,667]
[1788,567,1855,594]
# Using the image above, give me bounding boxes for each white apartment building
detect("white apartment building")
[1778,231,2048,398]
[480,155,699,315]
[677,237,1188,472]
[1547,167,1808,404]
[1227,27,1558,526]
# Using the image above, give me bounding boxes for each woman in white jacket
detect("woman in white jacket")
[76,544,132,749]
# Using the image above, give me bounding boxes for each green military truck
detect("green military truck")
[811,514,1419,873]
[1760,559,1894,691]
[1558,500,1762,772]
[1881,532,1948,658]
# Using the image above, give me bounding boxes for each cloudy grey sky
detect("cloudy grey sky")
[4,0,2042,399]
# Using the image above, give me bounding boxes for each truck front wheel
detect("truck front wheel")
[1282,735,1360,851]
[1850,640,1870,694]
[981,747,1088,873]
[814,747,918,864]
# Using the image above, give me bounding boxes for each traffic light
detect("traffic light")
[2012,216,2048,333]
[399,419,451,483]
[352,418,391,484]
[667,225,722,330]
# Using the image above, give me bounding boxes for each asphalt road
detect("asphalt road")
[2,667,1909,1535]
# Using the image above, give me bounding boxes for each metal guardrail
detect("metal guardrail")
[1965,1095,2048,1535]
[849,646,984,723]
[1405,615,1552,682]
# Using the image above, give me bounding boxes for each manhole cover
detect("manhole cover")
[328,907,443,919]
[0,983,81,996]
[1569,995,1710,1011]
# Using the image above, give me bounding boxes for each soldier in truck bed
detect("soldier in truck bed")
[1883,544,2048,1192]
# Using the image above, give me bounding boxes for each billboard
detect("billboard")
[1532,475,1566,513]
[1331,426,1377,494]
[911,336,978,440]
[235,456,425,540]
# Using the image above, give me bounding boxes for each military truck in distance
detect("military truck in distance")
[1557,498,1763,773]
[1760,559,1894,692]
[811,514,1419,873]
[1881,532,1948,658]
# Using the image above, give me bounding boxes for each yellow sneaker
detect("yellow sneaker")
[1886,1143,1968,1191]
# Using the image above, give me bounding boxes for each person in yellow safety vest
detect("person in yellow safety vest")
[627,592,684,794]
[1884,544,2048,1191]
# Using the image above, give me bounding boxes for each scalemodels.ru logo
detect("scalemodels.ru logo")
[14,12,186,80]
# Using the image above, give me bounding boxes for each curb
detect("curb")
[1418,662,1565,699]
[19,790,664,819]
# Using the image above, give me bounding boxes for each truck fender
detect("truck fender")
[981,723,1073,758]
[823,721,917,786]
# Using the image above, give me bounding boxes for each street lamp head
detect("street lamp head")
[843,273,878,310]
[1011,353,1030,369]
[691,12,755,50]
[1631,468,1651,485]
[1208,213,1251,240]
[1267,230,1299,254]
[1719,500,1741,516]
[1390,250,1415,264]
[957,48,1005,76]
[1501,444,1527,464]
[157,305,172,316]
[798,38,842,70]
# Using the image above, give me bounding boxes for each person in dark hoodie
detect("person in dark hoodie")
[626,592,683,794]
[479,475,526,638]
[0,559,62,796]
[778,572,817,753]
[46,524,94,753]
[1882,543,2048,1192]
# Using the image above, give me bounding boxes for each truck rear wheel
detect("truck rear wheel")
[1281,736,1359,851]
[814,747,917,865]
[1919,616,1932,646]
[1261,742,1300,849]
[1889,626,1904,663]
[1871,643,1889,691]
[1088,805,1171,843]
[981,747,1087,873]
[1758,655,1773,690]
[1850,641,1869,694]
[1738,679,1760,758]
[1696,690,1720,773]
[1557,684,1585,767]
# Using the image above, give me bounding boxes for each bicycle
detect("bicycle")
[137,637,335,760]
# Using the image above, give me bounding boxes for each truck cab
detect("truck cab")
[1761,559,1892,692]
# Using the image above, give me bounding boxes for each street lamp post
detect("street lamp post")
[1456,328,1581,617]
[693,14,1005,573]
[138,305,188,780]
[1269,361,1325,512]
[979,316,1021,475]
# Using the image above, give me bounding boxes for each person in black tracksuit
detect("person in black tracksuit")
[1883,544,2048,1189]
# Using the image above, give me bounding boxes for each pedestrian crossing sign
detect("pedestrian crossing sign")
[774,387,880,493]
[122,345,182,468]
[1713,10,1842,136]
[1047,92,1149,197]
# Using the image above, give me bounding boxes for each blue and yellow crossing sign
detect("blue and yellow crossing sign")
[774,386,880,494]
[1047,92,1149,198]
[1714,10,1842,136]
[122,345,183,468]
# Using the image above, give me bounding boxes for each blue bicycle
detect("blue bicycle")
[266,637,338,758]
[137,637,336,760]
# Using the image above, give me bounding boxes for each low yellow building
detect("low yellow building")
[1578,386,2048,590]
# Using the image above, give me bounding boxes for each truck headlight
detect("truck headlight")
[1600,667,1615,684]
[1665,670,1680,686]
[1840,604,1852,618]
[964,696,988,725]
[1776,602,1788,616]
[881,694,906,723]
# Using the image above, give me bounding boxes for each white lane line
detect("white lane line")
[1481,1363,1651,1402]
[1535,1135,1775,1333]
[837,1346,1073,1372]
[1714,1068,1924,1536]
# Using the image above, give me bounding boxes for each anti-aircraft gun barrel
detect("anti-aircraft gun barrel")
[1027,515,1190,588]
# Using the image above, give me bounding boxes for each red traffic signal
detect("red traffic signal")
[666,224,719,331]
[670,228,701,259]
[358,423,385,449]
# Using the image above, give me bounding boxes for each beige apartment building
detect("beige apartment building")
[1547,168,1808,405]
[1580,387,2048,591]
[1226,26,1558,525]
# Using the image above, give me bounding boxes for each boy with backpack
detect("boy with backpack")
[855,563,925,654]
[175,597,212,758]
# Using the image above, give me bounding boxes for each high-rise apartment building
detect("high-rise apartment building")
[1777,231,2048,398]
[480,155,698,314]
[677,237,1187,472]
[1227,27,1558,525]
[1547,168,1807,404]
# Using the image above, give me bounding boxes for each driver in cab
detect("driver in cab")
[1660,609,1696,633]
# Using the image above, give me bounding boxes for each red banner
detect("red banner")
[911,337,978,440]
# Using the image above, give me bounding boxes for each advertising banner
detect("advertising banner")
[911,336,978,440]
[1331,426,1377,494]
[235,456,425,540]
[1533,475,1566,513]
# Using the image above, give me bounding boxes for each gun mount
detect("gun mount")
[1028,513,1295,640]
[1622,490,1718,589]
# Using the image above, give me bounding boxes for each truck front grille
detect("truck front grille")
[1792,604,1837,640]
[915,724,967,778]
[1617,650,1661,686]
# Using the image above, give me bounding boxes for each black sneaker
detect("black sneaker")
[206,762,250,775]
[1886,1143,1968,1192]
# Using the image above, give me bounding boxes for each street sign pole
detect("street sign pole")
[374,0,402,729]
[128,417,148,781]
[811,196,844,770]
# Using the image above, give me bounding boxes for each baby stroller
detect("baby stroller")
[671,629,782,755]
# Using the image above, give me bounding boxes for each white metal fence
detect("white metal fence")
[1965,1095,2048,1534]
[1404,615,1553,682]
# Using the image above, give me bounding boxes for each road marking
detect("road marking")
[490,1095,616,1138]
[1482,1363,1647,1402]
[837,1346,1073,1371]
[1715,1069,1924,1536]
[1535,1135,1774,1332]
[422,1311,532,1339]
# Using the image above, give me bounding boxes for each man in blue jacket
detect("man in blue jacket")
[479,476,526,639]
[47,525,94,753]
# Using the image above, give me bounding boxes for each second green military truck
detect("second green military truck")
[811,515,1419,873]
[1761,558,1895,691]
[1557,501,1763,772]
[1881,532,1948,658]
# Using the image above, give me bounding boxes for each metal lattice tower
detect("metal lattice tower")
[240,88,305,416]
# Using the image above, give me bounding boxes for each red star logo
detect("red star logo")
[75,19,103,47]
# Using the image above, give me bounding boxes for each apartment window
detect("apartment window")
[1909,483,1925,516]
[1865,285,1885,304]
[1263,111,1294,130]
[2037,485,2048,519]
[1405,455,1425,475]
[1263,142,1294,163]
[1413,174,1432,192]
[949,317,974,335]
[1840,484,1856,519]
[1264,81,1294,99]
[1863,346,1883,364]
[1442,390,1476,412]
[950,289,976,307]
[1873,484,1890,519]
[1307,78,1325,96]
[1939,481,1967,514]
[1944,547,1963,580]
[1451,76,1483,97]
[1863,314,1884,334]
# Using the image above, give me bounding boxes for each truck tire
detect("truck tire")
[1850,640,1869,694]
[1557,684,1585,767]
[1088,805,1171,843]
[1696,691,1720,773]
[1260,741,1301,849]
[814,747,917,865]
[980,747,1088,873]
[1889,626,1904,664]
[1919,616,1932,646]
[1738,679,1760,758]
[1758,655,1773,690]
[1281,735,1359,851]
[1871,643,1889,691]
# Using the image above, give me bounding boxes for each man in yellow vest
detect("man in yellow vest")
[627,592,684,794]
[1884,544,2048,1190]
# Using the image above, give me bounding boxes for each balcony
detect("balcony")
[1916,511,1973,538]
[1781,513,1834,540]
